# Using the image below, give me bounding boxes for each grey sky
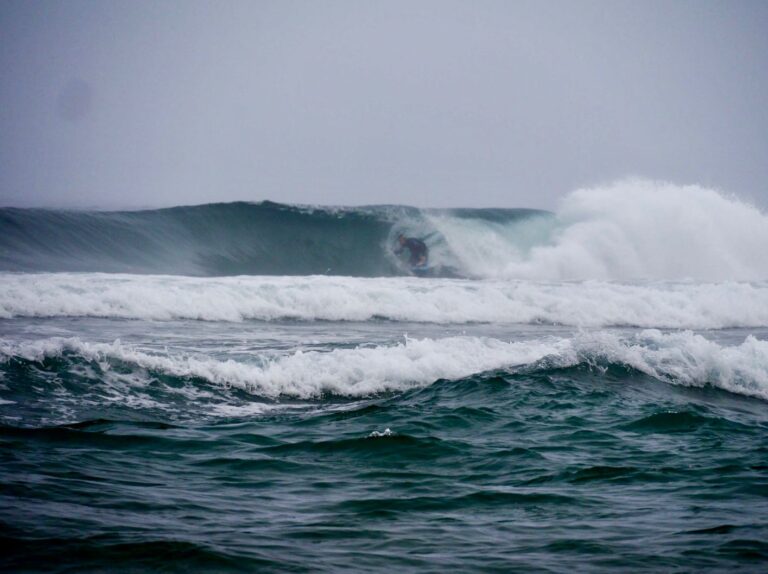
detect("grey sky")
[1,0,766,209]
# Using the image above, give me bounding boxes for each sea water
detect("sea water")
[1,180,767,572]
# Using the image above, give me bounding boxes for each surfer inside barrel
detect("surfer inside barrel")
[395,234,429,272]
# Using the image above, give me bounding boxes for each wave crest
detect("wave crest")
[3,331,767,401]
[2,180,766,280]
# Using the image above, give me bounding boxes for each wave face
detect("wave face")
[3,180,766,280]
[0,200,543,277]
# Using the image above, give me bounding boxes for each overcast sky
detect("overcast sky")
[1,0,766,209]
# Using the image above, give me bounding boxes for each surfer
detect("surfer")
[395,234,429,271]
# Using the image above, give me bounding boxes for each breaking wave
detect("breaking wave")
[2,180,766,280]
[2,330,767,401]
[2,273,767,329]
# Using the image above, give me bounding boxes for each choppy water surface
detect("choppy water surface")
[2,311,767,573]
[2,183,768,572]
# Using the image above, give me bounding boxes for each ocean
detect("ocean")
[1,182,767,572]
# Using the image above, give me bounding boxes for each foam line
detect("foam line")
[2,331,767,400]
[2,273,767,328]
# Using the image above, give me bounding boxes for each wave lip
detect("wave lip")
[2,330,767,401]
[2,273,768,329]
[0,335,563,399]
[0,200,543,278]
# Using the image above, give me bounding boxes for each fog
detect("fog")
[1,0,766,209]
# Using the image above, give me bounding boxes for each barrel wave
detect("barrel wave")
[4,180,767,280]
[0,199,544,277]
[3,179,768,573]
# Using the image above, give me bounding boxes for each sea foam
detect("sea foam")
[3,331,767,401]
[2,272,767,329]
[0,335,563,398]
[430,180,768,280]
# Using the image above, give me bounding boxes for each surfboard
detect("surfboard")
[411,263,430,277]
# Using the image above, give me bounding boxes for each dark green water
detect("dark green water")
[0,202,546,277]
[1,315,767,573]
[2,195,768,572]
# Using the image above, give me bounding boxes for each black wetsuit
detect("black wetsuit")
[397,238,428,267]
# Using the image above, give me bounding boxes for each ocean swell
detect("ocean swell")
[3,330,767,401]
[2,180,766,280]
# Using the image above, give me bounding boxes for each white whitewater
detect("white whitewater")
[2,330,767,401]
[429,179,768,280]
[2,273,767,329]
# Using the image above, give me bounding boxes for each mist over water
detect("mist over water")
[2,1,768,210]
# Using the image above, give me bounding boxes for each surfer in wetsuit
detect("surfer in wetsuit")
[395,234,428,271]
